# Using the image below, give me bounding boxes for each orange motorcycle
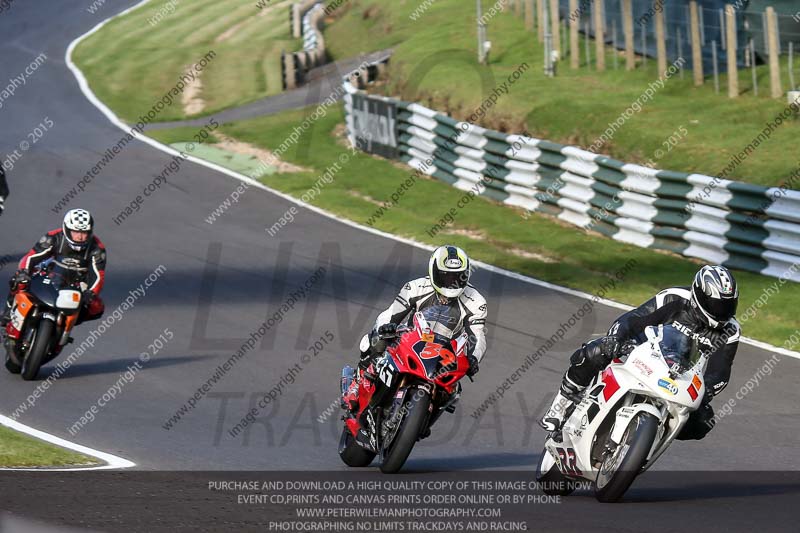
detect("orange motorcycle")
[4,259,83,380]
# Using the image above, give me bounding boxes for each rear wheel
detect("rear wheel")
[379,388,430,474]
[594,413,658,503]
[536,450,577,496]
[338,426,376,467]
[21,320,54,381]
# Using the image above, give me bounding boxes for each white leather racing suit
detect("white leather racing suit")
[359,276,488,362]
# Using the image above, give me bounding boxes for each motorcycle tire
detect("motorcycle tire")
[338,426,376,467]
[21,319,54,381]
[536,450,577,496]
[594,412,658,503]
[4,342,21,374]
[379,388,430,474]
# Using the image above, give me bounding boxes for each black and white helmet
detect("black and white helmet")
[63,208,94,251]
[429,245,470,299]
[691,265,738,329]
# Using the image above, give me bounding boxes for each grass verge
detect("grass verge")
[148,106,800,348]
[72,0,298,122]
[323,0,800,187]
[0,426,98,468]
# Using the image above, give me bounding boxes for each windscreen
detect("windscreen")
[419,304,459,342]
[657,325,698,367]
[40,258,84,289]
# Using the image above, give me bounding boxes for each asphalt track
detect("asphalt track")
[0,1,798,530]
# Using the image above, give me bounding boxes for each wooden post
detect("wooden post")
[623,0,634,70]
[655,6,667,77]
[549,0,560,58]
[525,0,535,31]
[789,42,796,91]
[725,4,739,98]
[537,0,545,42]
[515,0,522,17]
[594,0,605,71]
[751,39,759,96]
[690,1,704,85]
[712,40,720,94]
[726,5,738,98]
[766,7,783,98]
[568,0,579,68]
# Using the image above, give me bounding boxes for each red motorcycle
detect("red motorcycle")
[339,306,471,473]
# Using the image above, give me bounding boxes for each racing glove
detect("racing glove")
[81,290,95,308]
[377,323,399,339]
[466,354,479,378]
[598,334,622,359]
[11,270,30,289]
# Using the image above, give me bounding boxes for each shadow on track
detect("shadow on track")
[40,354,216,379]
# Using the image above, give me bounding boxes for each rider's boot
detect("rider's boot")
[420,383,461,439]
[540,374,585,433]
[342,339,379,412]
[0,293,13,328]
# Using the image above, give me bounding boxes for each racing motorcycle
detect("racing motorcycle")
[339,305,471,473]
[537,324,708,502]
[4,258,84,380]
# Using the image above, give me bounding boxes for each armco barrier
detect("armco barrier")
[342,67,800,282]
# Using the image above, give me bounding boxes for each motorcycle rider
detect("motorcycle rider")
[349,245,487,415]
[1,209,106,331]
[0,168,8,216]
[540,265,740,441]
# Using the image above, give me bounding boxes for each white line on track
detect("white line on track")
[61,0,800,363]
[0,414,135,471]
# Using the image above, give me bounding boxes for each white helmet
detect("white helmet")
[63,208,94,251]
[428,245,471,299]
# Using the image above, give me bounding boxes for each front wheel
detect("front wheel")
[536,450,576,496]
[594,413,658,503]
[338,426,376,467]
[21,319,54,381]
[379,388,431,474]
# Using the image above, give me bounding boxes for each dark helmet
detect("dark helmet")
[690,265,738,329]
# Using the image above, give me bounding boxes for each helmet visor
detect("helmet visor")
[705,296,737,322]
[433,269,468,291]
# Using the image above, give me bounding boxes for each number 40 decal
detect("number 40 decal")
[556,447,582,476]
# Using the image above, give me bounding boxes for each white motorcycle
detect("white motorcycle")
[536,324,708,502]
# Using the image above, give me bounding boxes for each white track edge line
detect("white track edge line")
[0,414,135,471]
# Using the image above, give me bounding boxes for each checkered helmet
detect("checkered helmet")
[63,208,94,250]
